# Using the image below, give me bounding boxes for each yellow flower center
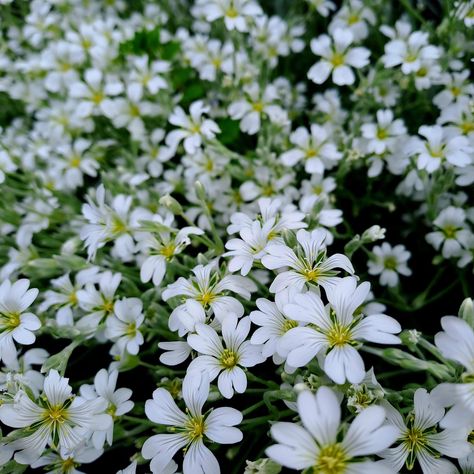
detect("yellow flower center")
[347,13,359,24]
[442,225,457,239]
[92,91,103,105]
[197,291,216,307]
[70,155,81,168]
[160,244,176,259]
[45,404,68,424]
[102,299,114,314]
[314,443,348,474]
[376,127,389,140]
[186,416,206,442]
[111,216,127,234]
[303,267,321,282]
[68,291,78,306]
[326,323,352,348]
[252,101,264,112]
[461,121,474,134]
[61,458,77,473]
[281,319,298,334]
[129,103,141,117]
[1,311,21,331]
[220,348,239,369]
[330,52,345,67]
[126,322,137,337]
[383,256,398,270]
[226,6,238,18]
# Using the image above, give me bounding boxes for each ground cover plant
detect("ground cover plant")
[0,0,474,472]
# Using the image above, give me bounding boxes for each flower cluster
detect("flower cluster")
[0,0,473,472]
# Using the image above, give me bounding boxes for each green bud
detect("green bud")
[244,459,282,474]
[25,258,61,278]
[459,298,474,329]
[195,180,207,202]
[344,235,361,257]
[159,194,183,215]
[41,340,80,375]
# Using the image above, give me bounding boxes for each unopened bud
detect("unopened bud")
[159,194,183,215]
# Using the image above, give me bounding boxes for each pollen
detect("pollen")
[0,311,21,331]
[220,348,239,369]
[330,52,345,67]
[326,323,352,348]
[281,319,298,334]
[46,404,67,424]
[442,225,458,239]
[303,267,321,282]
[252,101,264,112]
[314,443,348,474]
[376,127,389,140]
[226,6,238,18]
[197,291,216,307]
[91,91,104,105]
[160,243,176,259]
[186,416,206,442]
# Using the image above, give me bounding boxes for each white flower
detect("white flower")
[142,371,242,473]
[308,29,370,85]
[162,261,256,322]
[329,0,376,40]
[166,100,221,154]
[128,55,169,97]
[187,315,264,398]
[261,229,354,293]
[69,69,123,117]
[197,0,263,32]
[0,279,40,366]
[30,444,103,473]
[0,369,111,464]
[76,271,122,332]
[228,83,288,135]
[431,315,474,429]
[0,150,16,184]
[281,277,401,384]
[361,109,407,155]
[280,124,342,174]
[380,388,472,473]
[307,0,336,17]
[426,206,473,258]
[138,218,204,286]
[224,220,273,276]
[249,287,302,365]
[266,386,398,473]
[410,125,472,173]
[105,298,144,355]
[368,242,412,287]
[382,31,440,74]
[39,267,100,326]
[79,369,134,448]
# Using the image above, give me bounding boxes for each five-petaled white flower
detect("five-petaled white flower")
[166,100,221,154]
[0,369,111,465]
[308,29,370,85]
[266,386,399,473]
[142,371,242,474]
[0,279,40,366]
[281,277,401,384]
[162,261,256,322]
[261,229,354,293]
[187,315,264,398]
[379,388,472,473]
